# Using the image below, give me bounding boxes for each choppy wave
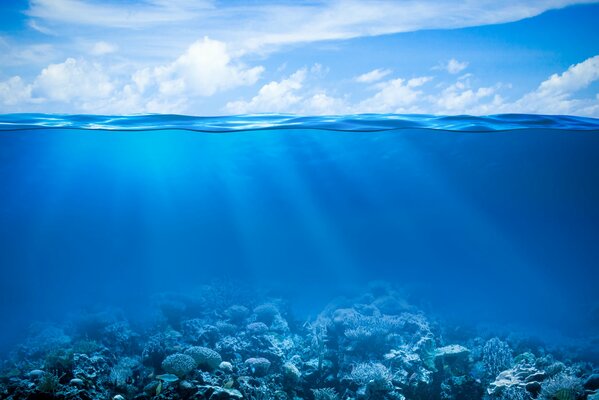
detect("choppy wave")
[0,113,598,132]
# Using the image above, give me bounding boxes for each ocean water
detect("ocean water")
[0,113,598,399]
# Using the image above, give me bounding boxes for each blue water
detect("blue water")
[0,113,598,355]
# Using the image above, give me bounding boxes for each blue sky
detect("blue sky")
[0,0,598,116]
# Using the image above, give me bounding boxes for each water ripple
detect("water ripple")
[0,113,598,132]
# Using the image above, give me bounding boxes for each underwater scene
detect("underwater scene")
[0,113,598,400]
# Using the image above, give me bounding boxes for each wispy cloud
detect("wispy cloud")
[434,58,469,74]
[354,69,392,84]
[0,40,57,67]
[26,0,214,29]
[90,41,117,56]
[25,0,592,52]
[27,19,55,35]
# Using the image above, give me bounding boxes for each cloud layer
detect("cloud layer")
[225,56,599,116]
[0,1,597,116]
[0,37,264,113]
[25,0,595,53]
[2,48,598,116]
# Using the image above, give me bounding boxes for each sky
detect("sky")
[0,0,598,116]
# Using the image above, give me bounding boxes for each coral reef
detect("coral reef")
[0,284,596,400]
[483,338,514,378]
[161,354,197,378]
[184,347,222,371]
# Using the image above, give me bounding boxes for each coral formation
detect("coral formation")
[540,373,584,400]
[483,337,514,378]
[161,354,196,378]
[0,283,596,400]
[184,346,222,371]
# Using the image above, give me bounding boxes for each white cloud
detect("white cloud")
[357,77,433,113]
[302,93,348,115]
[221,55,599,117]
[117,36,264,112]
[0,36,264,114]
[1,39,598,116]
[310,63,329,77]
[427,55,599,116]
[226,69,306,114]
[434,79,497,112]
[226,67,350,115]
[539,55,599,93]
[0,57,119,111]
[132,68,153,94]
[90,41,117,56]
[0,77,34,106]
[500,55,599,115]
[433,58,469,74]
[32,58,115,103]
[350,56,599,116]
[152,37,263,97]
[407,77,433,88]
[354,68,392,83]
[446,59,469,74]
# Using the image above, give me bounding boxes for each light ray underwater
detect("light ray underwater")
[1,0,599,399]
[0,114,599,400]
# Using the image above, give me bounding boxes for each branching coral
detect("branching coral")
[350,362,394,392]
[37,372,62,394]
[483,338,514,378]
[312,387,340,400]
[539,373,584,400]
